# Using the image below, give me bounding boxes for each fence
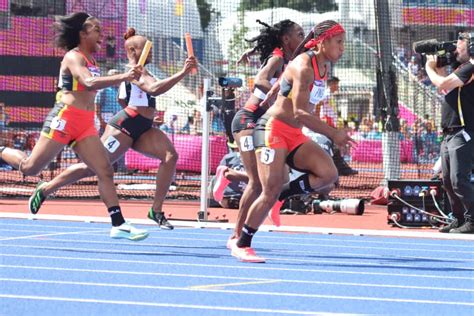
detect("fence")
[1,0,472,200]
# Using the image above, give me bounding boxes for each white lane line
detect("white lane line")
[1,221,473,248]
[1,228,472,255]
[88,234,474,255]
[15,237,474,263]
[0,293,356,315]
[2,253,473,281]
[1,266,473,292]
[189,280,282,290]
[2,243,472,272]
[2,212,474,240]
[1,279,474,307]
[0,229,107,241]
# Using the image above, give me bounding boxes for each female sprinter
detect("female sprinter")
[0,12,149,240]
[212,19,304,245]
[231,20,356,262]
[26,28,197,230]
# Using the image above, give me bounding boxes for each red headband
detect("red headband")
[304,23,345,49]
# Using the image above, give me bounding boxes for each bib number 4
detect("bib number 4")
[104,135,120,153]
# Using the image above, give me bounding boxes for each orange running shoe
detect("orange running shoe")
[213,166,230,202]
[231,245,266,263]
[268,199,283,227]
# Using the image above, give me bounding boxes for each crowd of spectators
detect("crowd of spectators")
[397,47,432,86]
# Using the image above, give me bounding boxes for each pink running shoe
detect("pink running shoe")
[268,200,283,227]
[213,166,230,202]
[226,236,238,249]
[231,245,265,263]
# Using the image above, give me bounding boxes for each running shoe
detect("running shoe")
[213,166,230,202]
[28,181,47,214]
[148,208,174,230]
[268,199,284,227]
[110,222,149,241]
[226,236,238,249]
[231,245,265,263]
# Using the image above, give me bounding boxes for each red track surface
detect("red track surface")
[0,198,432,232]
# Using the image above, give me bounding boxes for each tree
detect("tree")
[227,7,251,73]
[196,0,216,30]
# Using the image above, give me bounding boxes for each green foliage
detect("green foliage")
[196,0,217,30]
[227,8,251,72]
[196,0,211,30]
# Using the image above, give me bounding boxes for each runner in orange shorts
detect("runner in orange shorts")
[0,12,148,241]
[230,20,356,262]
[215,19,304,247]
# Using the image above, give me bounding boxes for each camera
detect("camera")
[218,77,242,88]
[312,199,365,215]
[206,77,242,142]
[412,39,457,67]
[207,77,241,111]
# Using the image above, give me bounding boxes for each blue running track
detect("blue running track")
[0,218,473,315]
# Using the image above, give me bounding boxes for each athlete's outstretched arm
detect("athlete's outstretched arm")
[138,56,197,96]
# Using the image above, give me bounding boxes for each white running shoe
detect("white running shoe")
[110,222,149,241]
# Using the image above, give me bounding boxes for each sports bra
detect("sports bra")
[279,50,327,105]
[252,47,288,100]
[59,49,100,91]
[118,81,156,108]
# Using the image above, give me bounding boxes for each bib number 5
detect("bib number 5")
[260,147,275,164]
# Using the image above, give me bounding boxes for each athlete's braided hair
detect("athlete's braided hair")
[291,20,341,59]
[245,19,296,63]
[53,12,95,51]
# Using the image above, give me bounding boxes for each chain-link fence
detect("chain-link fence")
[0,0,472,200]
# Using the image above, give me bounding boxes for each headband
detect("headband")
[304,23,345,49]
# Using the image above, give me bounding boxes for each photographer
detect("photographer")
[424,32,474,234]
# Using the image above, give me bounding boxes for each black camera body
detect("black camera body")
[413,39,457,67]
[218,77,243,88]
[206,77,241,111]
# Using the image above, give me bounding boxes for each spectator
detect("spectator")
[160,114,178,134]
[399,118,411,140]
[408,56,419,77]
[367,122,382,140]
[319,77,339,128]
[319,77,358,176]
[192,109,202,135]
[420,121,438,163]
[105,35,116,68]
[211,141,248,208]
[0,102,10,146]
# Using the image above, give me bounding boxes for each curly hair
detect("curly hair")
[53,12,94,51]
[245,19,296,63]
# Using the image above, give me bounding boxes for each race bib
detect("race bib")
[260,147,275,164]
[104,135,120,153]
[240,135,254,152]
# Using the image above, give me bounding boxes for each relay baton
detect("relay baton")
[185,33,197,74]
[138,40,152,66]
